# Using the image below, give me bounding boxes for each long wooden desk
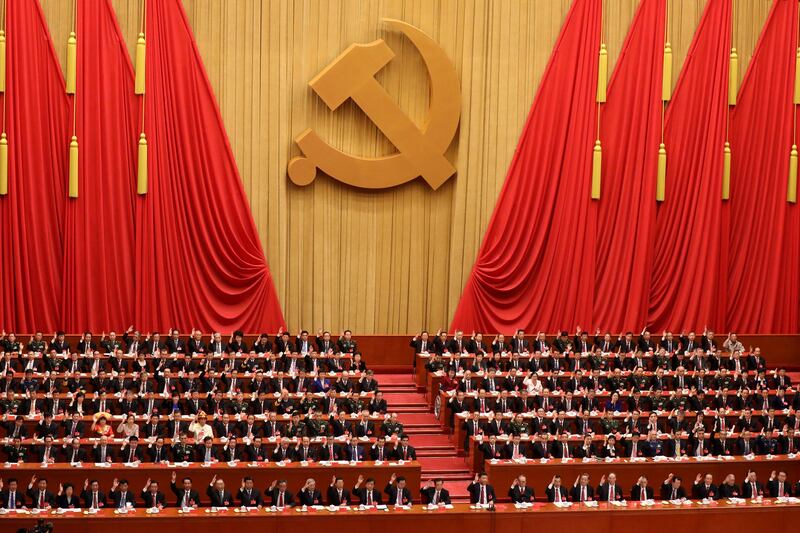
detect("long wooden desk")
[0,461,420,505]
[0,500,798,533]
[483,455,800,499]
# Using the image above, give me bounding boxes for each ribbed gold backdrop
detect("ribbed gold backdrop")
[39,0,772,333]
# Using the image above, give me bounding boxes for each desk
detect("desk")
[0,461,420,505]
[483,455,800,498]
[0,501,797,533]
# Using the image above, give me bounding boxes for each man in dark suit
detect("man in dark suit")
[510,330,529,354]
[508,475,534,503]
[140,479,166,509]
[81,479,107,509]
[385,474,413,506]
[570,474,595,502]
[421,479,452,505]
[165,330,186,355]
[630,476,655,501]
[767,470,793,498]
[353,476,382,506]
[266,479,294,507]
[393,435,417,461]
[327,476,351,506]
[741,471,764,499]
[26,475,56,509]
[170,472,200,508]
[467,472,496,505]
[109,478,136,509]
[661,474,686,500]
[297,478,324,506]
[692,473,719,500]
[597,473,624,502]
[0,477,25,509]
[237,476,264,507]
[545,475,569,503]
[206,475,233,507]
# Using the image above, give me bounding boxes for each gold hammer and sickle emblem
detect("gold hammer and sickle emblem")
[287,19,461,190]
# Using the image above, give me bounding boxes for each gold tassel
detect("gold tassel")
[728,48,738,106]
[135,32,146,95]
[66,31,77,94]
[0,133,7,195]
[137,132,148,194]
[68,136,78,198]
[722,141,731,200]
[596,44,608,103]
[0,30,6,93]
[789,144,798,203]
[591,140,602,199]
[657,143,666,201]
[794,48,800,105]
[662,42,673,102]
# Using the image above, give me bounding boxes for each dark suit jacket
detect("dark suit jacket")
[327,486,351,506]
[384,484,413,506]
[237,488,264,507]
[353,487,383,505]
[140,490,167,508]
[544,485,568,502]
[421,487,452,505]
[205,487,233,507]
[629,485,654,501]
[596,483,624,501]
[569,484,595,502]
[508,485,533,503]
[169,483,200,507]
[467,482,496,504]
[109,489,137,508]
[266,488,294,507]
[297,488,323,506]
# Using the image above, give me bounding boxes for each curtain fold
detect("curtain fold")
[646,0,731,332]
[62,0,137,332]
[593,0,664,332]
[134,0,285,332]
[0,0,69,332]
[450,0,601,333]
[726,0,799,333]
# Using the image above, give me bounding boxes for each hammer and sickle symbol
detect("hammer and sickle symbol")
[287,19,461,190]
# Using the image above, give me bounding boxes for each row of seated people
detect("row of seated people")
[0,386,389,419]
[0,430,419,463]
[1,367,379,396]
[425,347,765,374]
[2,407,402,440]
[1,468,798,510]
[1,350,366,375]
[0,472,417,509]
[475,425,800,460]
[0,328,360,357]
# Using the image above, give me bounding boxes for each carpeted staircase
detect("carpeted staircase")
[379,372,473,502]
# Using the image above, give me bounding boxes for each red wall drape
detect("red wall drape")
[450,0,601,334]
[593,0,664,332]
[646,0,731,332]
[0,0,69,332]
[62,0,137,332]
[134,0,285,332]
[726,0,800,333]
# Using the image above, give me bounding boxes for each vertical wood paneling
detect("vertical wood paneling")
[38,0,773,333]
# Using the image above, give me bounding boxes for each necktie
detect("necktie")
[219,490,224,504]
[93,493,98,508]
[10,491,15,509]
[581,486,586,502]
[278,492,284,507]
[779,483,784,497]
[555,488,561,502]
[119,492,126,508]
[397,489,402,506]
[752,482,757,496]
[183,492,188,508]
[39,491,45,507]
[609,486,614,501]
[563,443,568,458]
[480,486,486,505]
[367,490,372,505]
[101,447,106,463]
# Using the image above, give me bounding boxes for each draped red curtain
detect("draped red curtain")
[134,0,285,332]
[450,0,601,334]
[62,0,137,332]
[0,0,69,332]
[646,0,731,332]
[726,0,800,333]
[593,0,664,332]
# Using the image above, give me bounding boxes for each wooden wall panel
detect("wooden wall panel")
[38,0,773,334]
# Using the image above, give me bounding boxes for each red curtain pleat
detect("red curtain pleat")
[134,0,285,332]
[450,0,601,333]
[726,0,800,333]
[593,0,664,332]
[62,0,137,332]
[0,0,69,332]
[646,0,731,332]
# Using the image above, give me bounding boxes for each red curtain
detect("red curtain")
[593,0,664,332]
[646,0,731,332]
[450,0,601,333]
[134,0,285,332]
[62,0,137,332]
[0,0,69,332]
[726,0,800,333]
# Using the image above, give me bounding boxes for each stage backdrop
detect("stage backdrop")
[31,0,775,334]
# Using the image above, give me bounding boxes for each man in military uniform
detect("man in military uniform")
[305,411,329,438]
[171,433,194,463]
[3,436,27,462]
[382,414,404,437]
